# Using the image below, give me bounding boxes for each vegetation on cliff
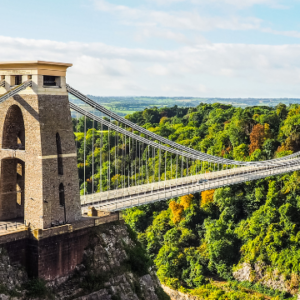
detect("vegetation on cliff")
[75,102,300,299]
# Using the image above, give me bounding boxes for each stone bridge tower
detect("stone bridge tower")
[0,61,81,229]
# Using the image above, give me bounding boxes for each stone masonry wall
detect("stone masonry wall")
[0,94,43,228]
[38,94,81,228]
[0,94,81,229]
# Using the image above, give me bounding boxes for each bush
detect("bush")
[80,273,109,292]
[124,243,152,276]
[24,278,53,299]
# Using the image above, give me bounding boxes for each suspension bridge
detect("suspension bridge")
[0,61,299,229]
[68,86,300,212]
[4,61,300,283]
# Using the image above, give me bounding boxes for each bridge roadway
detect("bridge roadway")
[80,161,300,212]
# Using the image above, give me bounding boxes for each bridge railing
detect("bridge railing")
[81,162,289,206]
[0,222,25,233]
[81,161,300,212]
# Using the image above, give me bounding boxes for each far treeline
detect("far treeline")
[75,95,300,116]
[74,102,300,299]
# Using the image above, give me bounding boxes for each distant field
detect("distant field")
[69,95,300,117]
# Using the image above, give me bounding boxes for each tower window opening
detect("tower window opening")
[15,75,22,86]
[59,183,65,207]
[43,76,61,87]
[56,133,63,175]
[1,75,5,81]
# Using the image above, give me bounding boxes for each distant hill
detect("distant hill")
[69,94,300,116]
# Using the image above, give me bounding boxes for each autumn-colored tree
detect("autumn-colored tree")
[249,124,265,154]
[201,189,215,208]
[277,138,294,153]
[180,194,194,210]
[159,116,168,125]
[169,201,184,224]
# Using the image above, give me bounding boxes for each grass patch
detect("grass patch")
[24,278,54,299]
[80,273,109,293]
[229,280,293,299]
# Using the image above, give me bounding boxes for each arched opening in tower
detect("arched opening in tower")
[2,105,25,150]
[0,158,25,221]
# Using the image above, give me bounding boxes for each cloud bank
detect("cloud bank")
[1,35,300,97]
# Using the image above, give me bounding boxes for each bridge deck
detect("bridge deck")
[81,162,300,212]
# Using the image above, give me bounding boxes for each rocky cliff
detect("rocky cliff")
[233,262,300,297]
[0,222,170,300]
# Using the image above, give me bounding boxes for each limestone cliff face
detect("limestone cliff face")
[0,223,169,300]
[233,262,300,297]
[0,248,28,299]
[53,223,166,300]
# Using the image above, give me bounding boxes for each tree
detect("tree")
[180,194,194,209]
[263,139,280,159]
[169,201,184,224]
[123,208,147,232]
[159,116,168,125]
[142,108,161,124]
[249,124,265,154]
[201,189,215,208]
[233,144,248,161]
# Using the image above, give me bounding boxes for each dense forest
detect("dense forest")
[74,103,300,299]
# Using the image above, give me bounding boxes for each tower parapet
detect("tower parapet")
[0,60,72,96]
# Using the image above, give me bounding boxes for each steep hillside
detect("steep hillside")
[75,102,300,299]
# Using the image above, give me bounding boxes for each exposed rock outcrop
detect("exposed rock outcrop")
[0,248,27,292]
[50,223,168,300]
[233,261,300,296]
[0,223,169,300]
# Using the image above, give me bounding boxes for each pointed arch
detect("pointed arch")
[2,105,25,150]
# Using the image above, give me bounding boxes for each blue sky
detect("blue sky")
[1,0,300,97]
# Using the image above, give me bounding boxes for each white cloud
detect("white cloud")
[93,0,262,32]
[92,0,300,45]
[147,64,170,76]
[1,36,300,97]
[149,0,286,9]
[262,28,300,38]
[135,28,209,45]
